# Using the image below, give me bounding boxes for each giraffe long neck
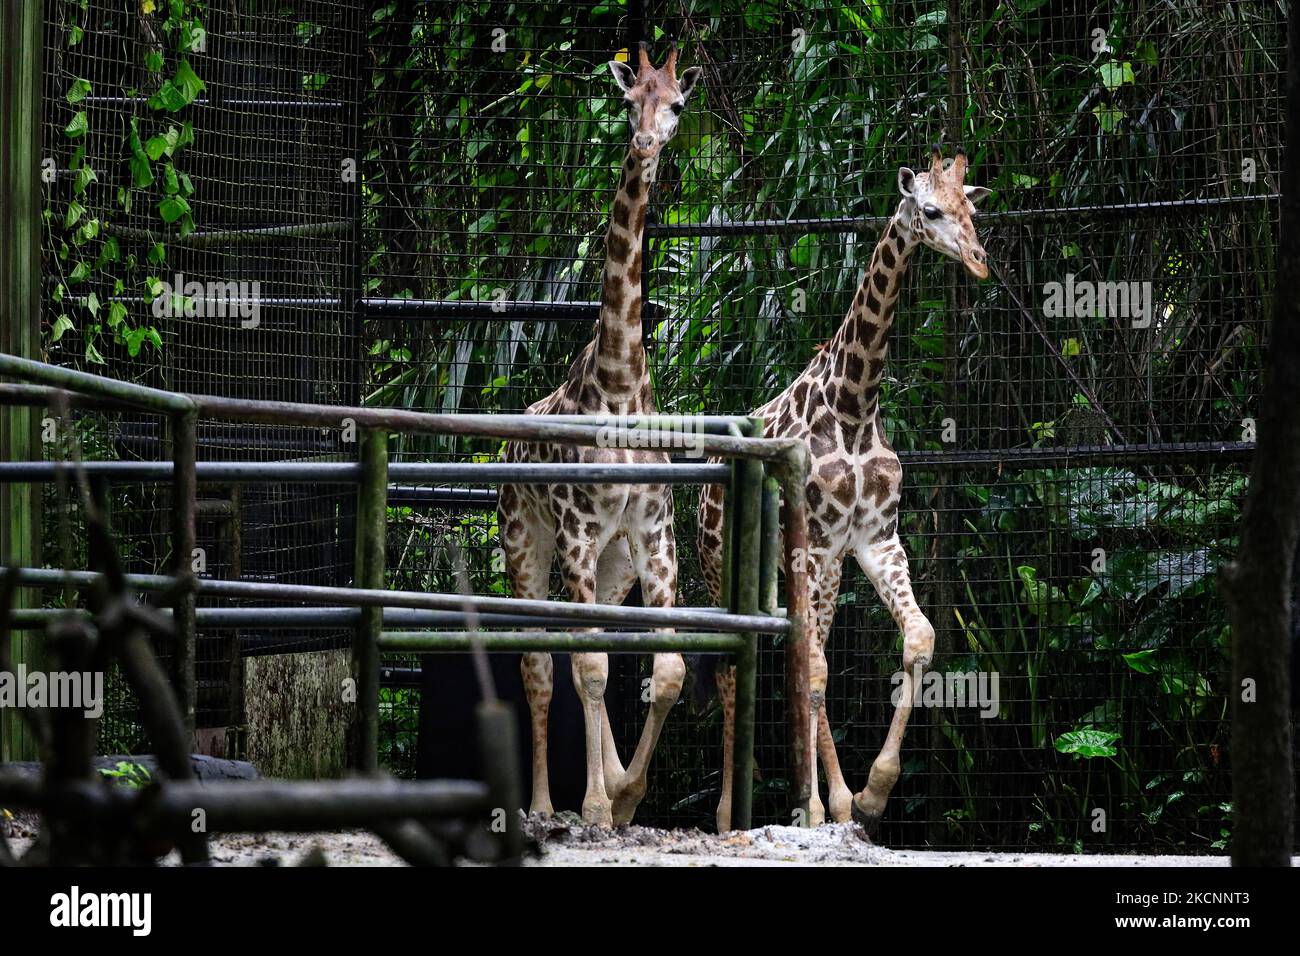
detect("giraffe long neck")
[819,208,918,422]
[590,147,652,404]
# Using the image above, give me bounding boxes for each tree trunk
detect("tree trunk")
[1219,5,1300,869]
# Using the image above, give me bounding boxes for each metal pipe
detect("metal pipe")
[759,476,781,617]
[2,599,753,634]
[171,411,197,736]
[378,631,747,653]
[0,353,195,413]
[0,460,732,485]
[353,429,387,773]
[0,774,492,830]
[730,441,764,831]
[775,443,813,823]
[0,356,799,460]
[645,193,1277,238]
[2,568,777,631]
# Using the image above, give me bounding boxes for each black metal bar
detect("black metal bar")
[377,632,748,653]
[171,411,197,737]
[354,429,387,773]
[646,194,1279,238]
[1,567,778,631]
[0,460,733,485]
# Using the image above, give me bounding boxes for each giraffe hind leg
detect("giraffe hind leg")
[499,488,557,819]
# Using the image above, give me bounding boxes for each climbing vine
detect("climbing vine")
[45,0,208,366]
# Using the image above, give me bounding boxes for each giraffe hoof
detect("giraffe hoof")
[581,799,614,828]
[850,795,883,841]
[611,783,646,826]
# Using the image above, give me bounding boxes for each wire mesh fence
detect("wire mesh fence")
[29,0,1287,850]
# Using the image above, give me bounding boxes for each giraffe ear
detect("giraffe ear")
[964,185,992,205]
[898,166,917,198]
[609,59,637,94]
[679,66,703,101]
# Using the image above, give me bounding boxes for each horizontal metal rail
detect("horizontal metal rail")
[4,567,784,634]
[646,193,1278,238]
[378,632,748,653]
[898,440,1255,469]
[0,460,731,485]
[0,353,794,461]
[0,774,492,830]
[5,608,754,639]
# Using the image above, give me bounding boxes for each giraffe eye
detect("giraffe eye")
[670,101,684,115]
[923,204,942,220]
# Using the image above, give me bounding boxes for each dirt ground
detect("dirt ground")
[5,815,1259,866]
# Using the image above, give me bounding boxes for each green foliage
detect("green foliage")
[44,0,208,366]
[98,760,153,789]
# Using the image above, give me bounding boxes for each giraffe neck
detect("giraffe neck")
[590,146,654,405]
[818,207,918,422]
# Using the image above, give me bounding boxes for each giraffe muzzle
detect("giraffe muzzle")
[632,132,658,156]
[962,245,989,280]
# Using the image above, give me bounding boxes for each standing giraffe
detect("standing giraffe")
[699,147,991,834]
[497,44,701,827]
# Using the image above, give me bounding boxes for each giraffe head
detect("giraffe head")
[607,43,702,161]
[897,145,992,279]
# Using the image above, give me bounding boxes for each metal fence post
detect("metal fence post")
[171,410,198,738]
[1,0,44,762]
[729,420,764,830]
[775,442,812,824]
[354,428,388,772]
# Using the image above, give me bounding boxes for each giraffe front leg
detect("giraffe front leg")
[609,510,684,826]
[571,651,614,827]
[558,528,613,827]
[595,537,637,794]
[853,535,934,838]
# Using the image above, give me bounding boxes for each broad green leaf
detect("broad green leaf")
[65,111,88,138]
[1055,728,1120,759]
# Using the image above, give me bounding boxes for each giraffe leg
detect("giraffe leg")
[498,490,557,818]
[715,664,737,831]
[595,537,637,792]
[811,639,852,816]
[852,534,934,838]
[799,555,848,826]
[609,506,683,825]
[557,526,614,827]
[697,480,739,832]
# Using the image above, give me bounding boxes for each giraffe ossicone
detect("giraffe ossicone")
[497,43,701,827]
[699,146,992,835]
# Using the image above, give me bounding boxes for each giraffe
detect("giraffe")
[497,44,701,827]
[698,146,991,834]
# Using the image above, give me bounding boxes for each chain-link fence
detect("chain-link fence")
[32,0,1286,850]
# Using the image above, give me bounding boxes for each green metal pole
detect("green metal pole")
[171,411,198,738]
[759,476,781,617]
[353,428,388,772]
[775,444,813,824]
[0,0,44,763]
[377,631,748,653]
[730,418,764,830]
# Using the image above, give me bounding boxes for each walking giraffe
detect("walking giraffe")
[699,147,991,834]
[497,44,701,827]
